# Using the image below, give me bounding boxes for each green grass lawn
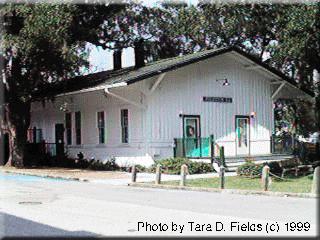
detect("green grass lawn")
[162,175,313,193]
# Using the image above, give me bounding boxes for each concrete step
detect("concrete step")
[225,156,294,172]
[225,154,293,163]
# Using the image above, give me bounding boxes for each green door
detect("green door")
[183,116,200,157]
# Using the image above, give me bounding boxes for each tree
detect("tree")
[270,3,320,130]
[0,3,124,166]
[127,2,319,133]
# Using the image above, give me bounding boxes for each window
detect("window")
[35,128,43,143]
[97,111,105,144]
[75,111,81,145]
[65,113,72,145]
[182,115,201,158]
[27,127,43,143]
[121,109,128,143]
[183,116,200,139]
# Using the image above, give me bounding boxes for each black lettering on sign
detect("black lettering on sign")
[203,97,233,103]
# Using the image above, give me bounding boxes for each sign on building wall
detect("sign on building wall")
[203,96,233,103]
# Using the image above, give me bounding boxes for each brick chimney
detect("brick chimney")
[134,39,145,69]
[113,48,122,70]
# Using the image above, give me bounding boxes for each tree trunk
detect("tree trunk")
[3,52,32,167]
[316,71,320,131]
[5,101,31,167]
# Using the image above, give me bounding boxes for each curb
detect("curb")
[1,169,89,182]
[128,182,318,199]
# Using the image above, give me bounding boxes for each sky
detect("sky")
[87,0,199,74]
[87,44,135,73]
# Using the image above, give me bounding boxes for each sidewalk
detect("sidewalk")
[0,166,128,182]
[0,166,236,185]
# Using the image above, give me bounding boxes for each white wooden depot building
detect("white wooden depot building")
[29,47,313,167]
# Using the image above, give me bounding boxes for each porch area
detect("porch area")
[25,127,65,165]
[172,134,317,170]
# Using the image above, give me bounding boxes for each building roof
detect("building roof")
[41,46,314,98]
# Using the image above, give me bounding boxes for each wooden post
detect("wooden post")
[131,165,137,183]
[219,146,225,167]
[199,137,202,158]
[173,138,177,158]
[261,165,270,191]
[270,134,275,154]
[155,164,161,185]
[210,134,214,164]
[182,138,186,157]
[291,134,295,153]
[180,164,188,186]
[311,166,320,195]
[316,142,320,159]
[219,166,225,189]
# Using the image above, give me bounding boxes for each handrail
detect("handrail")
[172,135,226,166]
[25,141,61,157]
[173,135,213,158]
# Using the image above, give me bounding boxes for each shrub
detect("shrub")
[135,164,148,172]
[53,156,120,171]
[308,173,313,180]
[87,158,120,171]
[188,161,214,174]
[237,160,284,178]
[103,158,120,171]
[151,157,214,175]
[123,164,148,173]
[236,160,263,178]
[266,161,282,175]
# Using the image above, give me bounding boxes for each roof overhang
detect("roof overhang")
[229,50,314,101]
[51,46,314,100]
[55,81,127,97]
[272,82,314,101]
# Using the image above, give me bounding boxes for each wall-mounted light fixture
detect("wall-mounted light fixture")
[216,78,230,86]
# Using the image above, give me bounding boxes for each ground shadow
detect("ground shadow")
[0,212,99,238]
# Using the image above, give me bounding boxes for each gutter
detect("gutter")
[55,82,127,97]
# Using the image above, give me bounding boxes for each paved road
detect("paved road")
[0,174,317,237]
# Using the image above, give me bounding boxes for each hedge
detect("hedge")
[236,159,283,178]
[151,157,214,175]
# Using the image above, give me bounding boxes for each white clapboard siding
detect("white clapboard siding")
[144,54,273,157]
[30,53,275,166]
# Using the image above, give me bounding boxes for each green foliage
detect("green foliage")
[270,3,320,131]
[163,175,312,193]
[0,3,123,166]
[24,145,120,171]
[274,99,317,136]
[267,161,283,175]
[58,157,120,171]
[151,157,214,175]
[114,3,318,131]
[1,4,88,86]
[236,159,263,178]
[237,159,288,178]
[307,173,313,180]
[271,4,319,73]
[2,2,319,167]
[134,164,148,173]
[87,158,119,171]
